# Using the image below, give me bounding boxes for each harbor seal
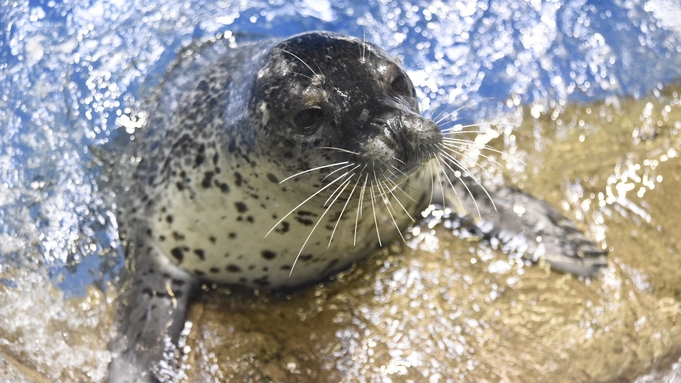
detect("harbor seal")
[108,31,607,381]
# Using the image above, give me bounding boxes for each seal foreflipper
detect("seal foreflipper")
[436,174,607,277]
[107,241,199,383]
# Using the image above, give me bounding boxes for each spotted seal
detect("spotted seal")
[107,31,607,381]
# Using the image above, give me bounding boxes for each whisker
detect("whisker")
[442,141,509,169]
[276,48,318,76]
[323,165,361,206]
[279,161,349,184]
[291,72,314,81]
[317,146,360,155]
[434,157,469,217]
[322,162,355,181]
[376,180,407,243]
[441,142,508,175]
[384,174,417,203]
[289,174,351,277]
[439,149,497,211]
[328,172,362,248]
[392,156,406,166]
[362,29,367,63]
[428,161,435,207]
[432,158,447,211]
[383,176,415,222]
[355,172,369,246]
[369,182,382,246]
[266,170,351,237]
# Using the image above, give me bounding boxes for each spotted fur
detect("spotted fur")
[108,32,607,382]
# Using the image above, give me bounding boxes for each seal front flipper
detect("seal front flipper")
[436,177,607,277]
[107,241,199,383]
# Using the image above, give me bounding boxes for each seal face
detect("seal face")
[134,32,441,289]
[109,31,607,382]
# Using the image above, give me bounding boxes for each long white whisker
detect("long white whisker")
[382,176,415,222]
[434,157,468,216]
[384,174,417,203]
[317,146,360,155]
[355,172,369,246]
[376,180,407,243]
[442,142,509,168]
[322,162,355,181]
[439,149,497,211]
[428,161,435,207]
[289,175,351,277]
[279,162,349,184]
[266,170,351,237]
[323,169,356,207]
[328,173,362,248]
[369,183,382,246]
[432,159,447,211]
[442,139,525,165]
[276,48,318,76]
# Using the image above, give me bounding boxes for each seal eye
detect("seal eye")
[390,74,409,93]
[294,107,324,131]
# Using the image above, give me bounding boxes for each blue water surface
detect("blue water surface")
[1,0,680,297]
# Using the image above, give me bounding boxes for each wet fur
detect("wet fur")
[107,32,607,382]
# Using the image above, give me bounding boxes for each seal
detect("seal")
[107,31,607,382]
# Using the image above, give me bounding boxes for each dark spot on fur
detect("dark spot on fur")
[297,211,316,216]
[234,171,243,187]
[166,215,173,223]
[176,182,185,191]
[159,235,166,242]
[194,269,205,277]
[173,231,185,240]
[253,277,270,287]
[172,278,185,286]
[299,254,313,262]
[295,217,313,226]
[171,247,184,263]
[195,153,205,167]
[235,202,248,213]
[213,153,219,165]
[215,180,230,193]
[146,229,152,236]
[267,173,279,183]
[246,216,254,223]
[201,171,215,188]
[226,264,242,273]
[281,265,292,270]
[261,250,276,260]
[194,249,205,260]
[275,221,290,234]
[229,232,237,239]
[209,236,216,244]
[209,267,219,273]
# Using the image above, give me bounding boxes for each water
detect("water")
[1,0,681,381]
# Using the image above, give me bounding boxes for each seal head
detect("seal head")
[252,32,441,192]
